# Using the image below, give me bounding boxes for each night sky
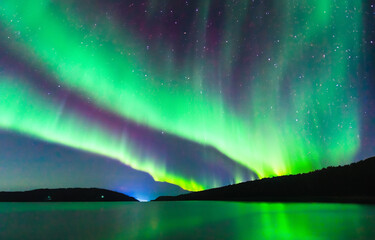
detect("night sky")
[0,1,374,201]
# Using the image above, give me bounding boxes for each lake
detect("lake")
[1,201,374,239]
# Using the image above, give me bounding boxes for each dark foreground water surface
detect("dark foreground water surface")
[1,201,374,240]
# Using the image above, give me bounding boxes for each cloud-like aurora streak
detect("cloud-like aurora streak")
[0,77,203,191]
[0,0,363,192]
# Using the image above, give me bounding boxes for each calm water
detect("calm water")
[0,201,374,240]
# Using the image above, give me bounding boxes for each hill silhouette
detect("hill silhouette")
[154,157,375,203]
[0,188,138,202]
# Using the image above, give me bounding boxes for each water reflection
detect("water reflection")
[0,202,374,239]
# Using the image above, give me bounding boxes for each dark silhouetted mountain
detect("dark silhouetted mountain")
[0,188,138,202]
[154,157,375,204]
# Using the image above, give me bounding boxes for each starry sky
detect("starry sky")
[0,0,374,201]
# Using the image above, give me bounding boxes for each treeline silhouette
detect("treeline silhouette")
[155,157,375,203]
[0,188,138,202]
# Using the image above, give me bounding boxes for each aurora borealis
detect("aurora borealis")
[0,1,374,200]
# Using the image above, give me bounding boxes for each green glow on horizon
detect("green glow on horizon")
[0,0,363,190]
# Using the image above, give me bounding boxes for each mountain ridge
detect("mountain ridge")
[154,157,375,204]
[0,188,138,202]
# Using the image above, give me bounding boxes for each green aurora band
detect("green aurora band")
[0,77,205,190]
[0,0,362,191]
